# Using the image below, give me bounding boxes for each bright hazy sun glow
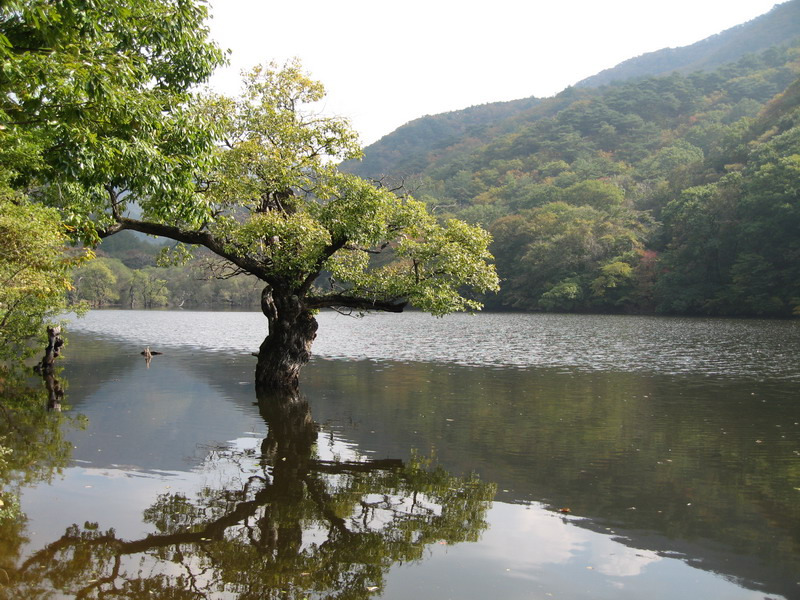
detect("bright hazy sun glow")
[207,0,782,145]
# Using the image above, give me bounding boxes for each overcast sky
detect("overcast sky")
[206,0,782,145]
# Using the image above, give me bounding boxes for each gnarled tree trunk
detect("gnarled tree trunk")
[255,285,318,392]
[34,326,63,376]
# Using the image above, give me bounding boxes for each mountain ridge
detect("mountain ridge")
[342,3,800,317]
[346,1,800,180]
[575,0,800,88]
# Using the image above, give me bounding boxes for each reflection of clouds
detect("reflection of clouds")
[481,502,661,578]
[478,502,583,572]
[383,502,777,600]
[589,538,661,577]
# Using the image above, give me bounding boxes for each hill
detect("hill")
[576,1,800,88]
[343,96,540,180]
[345,1,800,184]
[342,5,800,317]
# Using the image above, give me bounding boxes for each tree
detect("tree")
[72,260,118,307]
[0,0,224,216]
[0,192,84,363]
[130,269,170,308]
[0,0,224,359]
[91,62,499,391]
[560,179,625,210]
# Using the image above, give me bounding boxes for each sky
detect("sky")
[206,0,783,145]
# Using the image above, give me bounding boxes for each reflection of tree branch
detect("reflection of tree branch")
[303,472,350,538]
[0,401,21,433]
[312,459,404,474]
[75,554,121,600]
[126,486,275,554]
[21,452,469,568]
[11,394,495,599]
[21,484,274,573]
[21,531,124,573]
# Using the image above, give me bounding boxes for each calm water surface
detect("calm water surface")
[1,310,798,600]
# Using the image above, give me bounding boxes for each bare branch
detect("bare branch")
[197,257,248,280]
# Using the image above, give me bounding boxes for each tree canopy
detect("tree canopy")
[0,0,224,223]
[0,0,224,365]
[0,191,85,363]
[93,61,499,389]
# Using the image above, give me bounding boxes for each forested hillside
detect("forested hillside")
[346,34,800,316]
[343,96,541,180]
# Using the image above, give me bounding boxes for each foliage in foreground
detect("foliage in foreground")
[0,192,86,362]
[0,0,224,359]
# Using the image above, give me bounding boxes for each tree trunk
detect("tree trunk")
[34,326,63,376]
[255,285,318,392]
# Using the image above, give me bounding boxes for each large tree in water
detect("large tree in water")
[98,62,499,391]
[2,1,496,391]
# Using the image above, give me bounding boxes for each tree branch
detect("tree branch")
[304,294,406,313]
[296,236,348,297]
[100,216,276,283]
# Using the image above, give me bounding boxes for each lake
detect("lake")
[1,310,799,599]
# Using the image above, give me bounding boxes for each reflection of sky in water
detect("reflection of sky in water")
[381,502,775,600]
[24,456,772,600]
[21,435,267,550]
[28,313,797,599]
[66,310,800,380]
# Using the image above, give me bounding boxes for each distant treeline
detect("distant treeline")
[71,232,262,309]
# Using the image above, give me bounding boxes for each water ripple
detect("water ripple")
[65,310,800,380]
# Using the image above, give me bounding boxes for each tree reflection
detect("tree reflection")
[0,370,76,515]
[5,390,496,599]
[0,367,81,599]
